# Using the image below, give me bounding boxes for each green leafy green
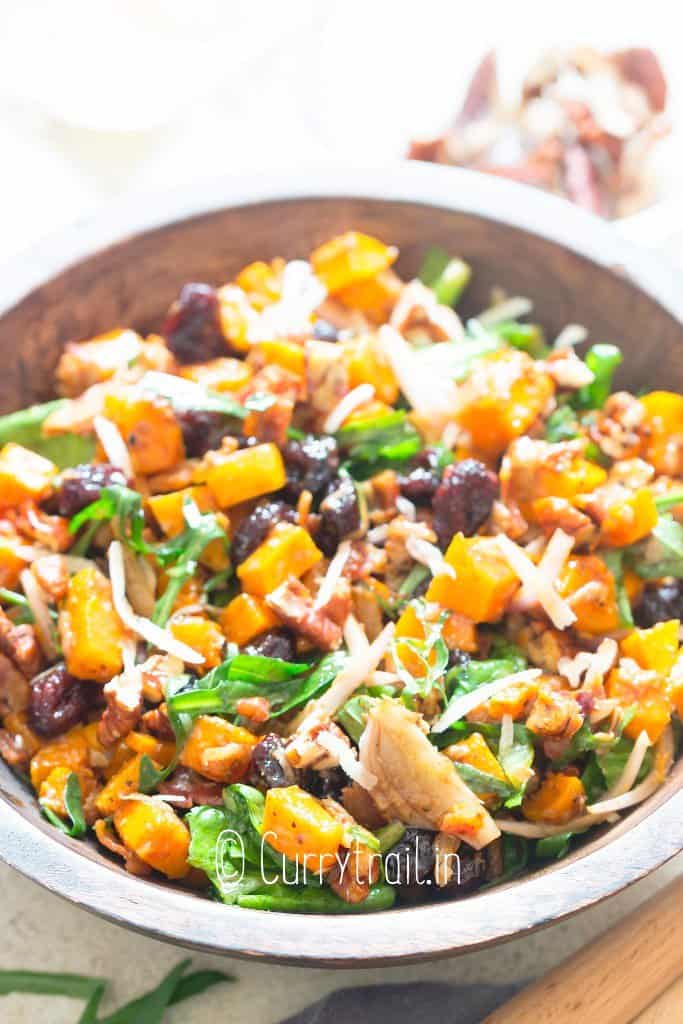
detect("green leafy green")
[482,834,529,888]
[376,821,406,853]
[40,772,87,838]
[573,344,623,410]
[236,881,395,913]
[581,754,606,803]
[336,410,422,478]
[535,833,572,860]
[545,404,581,442]
[152,505,228,626]
[69,485,148,553]
[654,492,683,513]
[629,514,683,579]
[597,737,653,790]
[550,721,600,767]
[391,602,449,701]
[602,549,634,627]
[397,564,430,599]
[0,400,95,469]
[418,246,451,286]
[452,761,515,799]
[492,321,548,358]
[137,754,174,794]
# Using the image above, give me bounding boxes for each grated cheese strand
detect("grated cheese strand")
[432,669,542,734]
[497,533,576,630]
[323,383,376,434]
[93,416,134,478]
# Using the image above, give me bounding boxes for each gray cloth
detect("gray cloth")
[282,982,521,1023]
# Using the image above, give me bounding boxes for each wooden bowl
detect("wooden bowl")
[0,165,682,965]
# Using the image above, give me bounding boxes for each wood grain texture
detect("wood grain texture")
[636,973,683,1023]
[484,875,683,1024]
[0,178,681,963]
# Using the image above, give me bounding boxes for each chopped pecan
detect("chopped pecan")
[0,728,30,767]
[542,348,595,389]
[590,391,646,460]
[344,540,387,580]
[97,669,143,747]
[266,577,345,651]
[243,396,293,446]
[157,766,224,809]
[305,340,349,423]
[0,609,42,679]
[489,499,528,541]
[532,497,597,548]
[390,280,463,342]
[141,703,175,741]
[511,618,579,673]
[0,652,30,715]
[139,654,184,704]
[341,782,386,830]
[235,696,271,723]
[526,681,584,759]
[15,502,71,552]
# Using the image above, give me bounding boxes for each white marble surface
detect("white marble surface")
[1,1,683,1020]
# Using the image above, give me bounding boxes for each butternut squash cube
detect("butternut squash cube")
[235,259,283,310]
[216,284,254,352]
[95,753,150,816]
[456,350,555,459]
[556,556,620,635]
[254,340,306,378]
[0,535,31,588]
[343,333,399,404]
[60,566,125,682]
[606,665,671,742]
[148,485,215,537]
[205,442,286,508]
[180,714,257,783]
[621,620,680,677]
[124,731,176,767]
[522,772,585,824]
[237,522,322,597]
[641,391,683,474]
[30,725,91,790]
[103,390,184,475]
[262,785,344,872]
[598,488,658,548]
[179,357,252,392]
[310,231,398,295]
[39,764,96,819]
[426,534,518,623]
[219,592,281,646]
[336,270,402,324]
[114,798,190,878]
[170,615,225,669]
[445,732,506,807]
[0,443,57,510]
[56,329,143,396]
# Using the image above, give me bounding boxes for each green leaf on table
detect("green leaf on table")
[0,400,96,469]
[40,771,87,838]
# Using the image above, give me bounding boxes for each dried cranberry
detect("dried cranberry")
[442,847,487,893]
[635,581,683,627]
[312,319,339,342]
[447,648,470,671]
[398,448,444,505]
[246,629,296,661]
[316,476,360,556]
[575,691,595,716]
[28,663,90,737]
[57,463,128,516]
[231,501,297,565]
[384,828,435,888]
[162,282,225,364]
[432,459,499,549]
[302,767,346,801]
[249,733,298,790]
[282,435,339,501]
[175,408,229,458]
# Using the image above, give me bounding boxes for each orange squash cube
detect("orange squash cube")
[219,592,281,646]
[471,680,539,722]
[343,333,399,404]
[598,488,658,548]
[336,269,403,324]
[180,714,257,783]
[216,284,255,352]
[621,620,680,677]
[103,391,184,475]
[60,566,125,682]
[262,785,344,872]
[556,556,620,636]
[606,665,671,742]
[442,611,478,653]
[641,391,683,474]
[445,732,506,807]
[205,442,286,508]
[237,522,322,597]
[124,731,176,766]
[170,615,225,669]
[0,443,57,510]
[523,772,585,824]
[310,232,398,295]
[253,340,306,378]
[179,357,252,392]
[95,753,150,815]
[148,486,216,537]
[502,440,607,522]
[456,350,555,459]
[30,725,91,790]
[56,329,143,396]
[394,603,434,678]
[426,534,518,623]
[39,764,97,819]
[114,798,190,878]
[0,535,31,588]
[235,259,283,310]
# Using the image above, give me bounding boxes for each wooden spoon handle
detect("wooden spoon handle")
[483,873,683,1024]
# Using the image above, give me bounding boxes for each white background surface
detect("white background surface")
[0,2,682,1020]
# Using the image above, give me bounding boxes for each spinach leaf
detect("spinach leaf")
[138,754,174,794]
[549,721,600,767]
[237,881,395,913]
[498,727,535,793]
[602,549,634,627]
[186,805,263,904]
[535,833,572,860]
[140,371,248,420]
[629,514,683,579]
[391,603,449,701]
[336,410,422,478]
[581,755,606,803]
[492,321,548,358]
[418,246,451,286]
[153,504,228,626]
[69,484,148,553]
[654,492,683,513]
[453,761,515,799]
[573,343,622,410]
[40,772,87,838]
[545,404,581,442]
[0,400,95,469]
[481,834,529,889]
[597,737,653,790]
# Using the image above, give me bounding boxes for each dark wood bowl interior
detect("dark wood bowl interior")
[0,184,681,964]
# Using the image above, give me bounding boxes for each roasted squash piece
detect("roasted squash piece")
[56,329,142,396]
[253,340,305,378]
[621,620,680,677]
[597,488,658,548]
[0,535,31,587]
[0,443,57,510]
[180,714,257,783]
[169,615,225,669]
[310,231,398,295]
[426,534,518,623]
[237,522,322,597]
[343,332,399,404]
[336,270,402,324]
[103,390,184,475]
[147,486,216,537]
[219,592,281,646]
[640,391,683,475]
[556,556,620,635]
[606,664,671,742]
[522,772,585,824]
[60,566,125,682]
[444,732,506,807]
[205,443,286,508]
[114,798,190,878]
[262,785,344,872]
[95,753,150,816]
[30,725,91,790]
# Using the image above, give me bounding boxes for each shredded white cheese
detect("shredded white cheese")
[104,666,142,713]
[478,296,533,327]
[605,729,651,800]
[107,541,203,665]
[379,325,461,427]
[20,568,57,660]
[314,540,351,611]
[93,416,133,478]
[395,495,417,521]
[495,813,603,838]
[499,713,514,762]
[497,533,576,630]
[121,792,187,807]
[316,729,377,789]
[558,637,618,690]
[514,529,574,612]
[432,669,542,734]
[554,324,588,349]
[323,383,375,434]
[586,770,662,816]
[405,534,455,579]
[305,621,395,725]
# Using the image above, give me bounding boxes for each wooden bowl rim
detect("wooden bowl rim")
[0,164,682,965]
